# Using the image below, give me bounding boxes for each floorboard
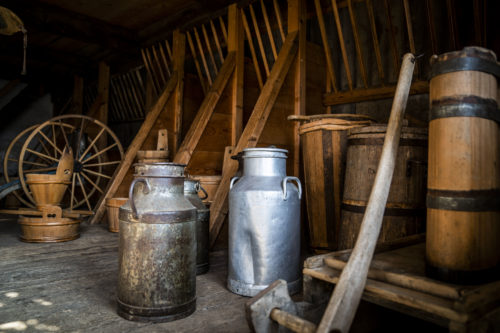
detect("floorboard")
[0,218,251,333]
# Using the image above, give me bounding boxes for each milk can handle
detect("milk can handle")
[129,178,151,218]
[282,176,302,200]
[198,184,209,200]
[229,177,240,190]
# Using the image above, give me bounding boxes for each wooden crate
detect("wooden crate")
[303,239,500,332]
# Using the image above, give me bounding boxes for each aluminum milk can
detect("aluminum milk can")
[228,147,302,297]
[117,163,197,322]
[184,179,210,275]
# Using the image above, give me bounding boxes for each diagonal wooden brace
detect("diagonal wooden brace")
[209,30,299,248]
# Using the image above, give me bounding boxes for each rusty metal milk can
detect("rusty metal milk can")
[228,147,302,297]
[184,179,210,275]
[117,163,197,322]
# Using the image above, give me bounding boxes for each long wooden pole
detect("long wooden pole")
[316,53,416,333]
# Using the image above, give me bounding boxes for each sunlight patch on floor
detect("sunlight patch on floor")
[33,299,53,306]
[4,292,18,299]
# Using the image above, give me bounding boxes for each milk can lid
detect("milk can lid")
[242,147,288,159]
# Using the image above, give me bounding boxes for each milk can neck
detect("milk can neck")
[243,157,286,177]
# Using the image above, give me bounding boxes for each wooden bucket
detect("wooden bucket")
[426,47,500,284]
[106,197,128,232]
[18,216,80,243]
[339,125,427,250]
[297,115,372,252]
[191,175,221,203]
[25,174,70,209]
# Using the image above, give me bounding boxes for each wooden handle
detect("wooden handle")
[316,53,416,333]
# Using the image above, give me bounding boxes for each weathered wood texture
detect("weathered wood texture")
[303,242,500,332]
[427,48,500,284]
[90,73,178,224]
[340,125,427,250]
[0,219,251,332]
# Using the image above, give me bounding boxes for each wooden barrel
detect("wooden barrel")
[426,47,500,284]
[106,197,128,232]
[191,175,221,203]
[298,114,373,252]
[18,216,80,243]
[339,125,427,250]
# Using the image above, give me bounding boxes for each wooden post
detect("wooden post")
[72,75,84,114]
[172,29,186,156]
[228,4,244,146]
[96,62,110,124]
[209,31,299,248]
[288,0,306,177]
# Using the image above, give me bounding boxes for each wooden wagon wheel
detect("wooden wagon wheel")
[3,124,39,208]
[18,115,124,211]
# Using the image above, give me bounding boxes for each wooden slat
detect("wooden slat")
[209,31,299,248]
[193,27,213,86]
[141,48,160,95]
[165,40,174,62]
[347,0,368,88]
[446,0,459,50]
[249,3,270,76]
[173,52,236,165]
[403,0,418,74]
[151,45,167,87]
[90,72,178,224]
[186,30,208,94]
[323,81,429,106]
[210,19,225,62]
[219,16,228,44]
[383,0,400,76]
[261,0,278,61]
[158,43,172,78]
[241,8,264,89]
[331,0,353,90]
[273,0,286,42]
[313,0,338,93]
[172,29,186,155]
[425,0,437,55]
[366,0,385,84]
[201,24,219,75]
[228,4,244,145]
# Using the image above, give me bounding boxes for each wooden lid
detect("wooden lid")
[298,118,372,135]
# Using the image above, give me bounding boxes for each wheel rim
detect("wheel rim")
[18,115,124,211]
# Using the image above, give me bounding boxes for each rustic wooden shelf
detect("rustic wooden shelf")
[303,242,500,332]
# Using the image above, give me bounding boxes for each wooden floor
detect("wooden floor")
[0,218,251,333]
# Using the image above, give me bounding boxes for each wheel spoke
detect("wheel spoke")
[81,142,117,164]
[75,118,86,160]
[57,120,71,150]
[80,171,104,194]
[52,124,58,157]
[13,159,48,167]
[83,160,121,167]
[78,128,106,162]
[36,135,53,158]
[38,131,63,156]
[76,173,92,211]
[70,172,76,211]
[24,166,57,174]
[26,148,60,163]
[82,168,111,179]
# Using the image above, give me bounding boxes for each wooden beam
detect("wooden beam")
[323,81,429,106]
[209,31,299,248]
[289,0,306,177]
[172,29,186,156]
[173,52,236,165]
[90,72,178,224]
[228,4,244,146]
[2,0,138,50]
